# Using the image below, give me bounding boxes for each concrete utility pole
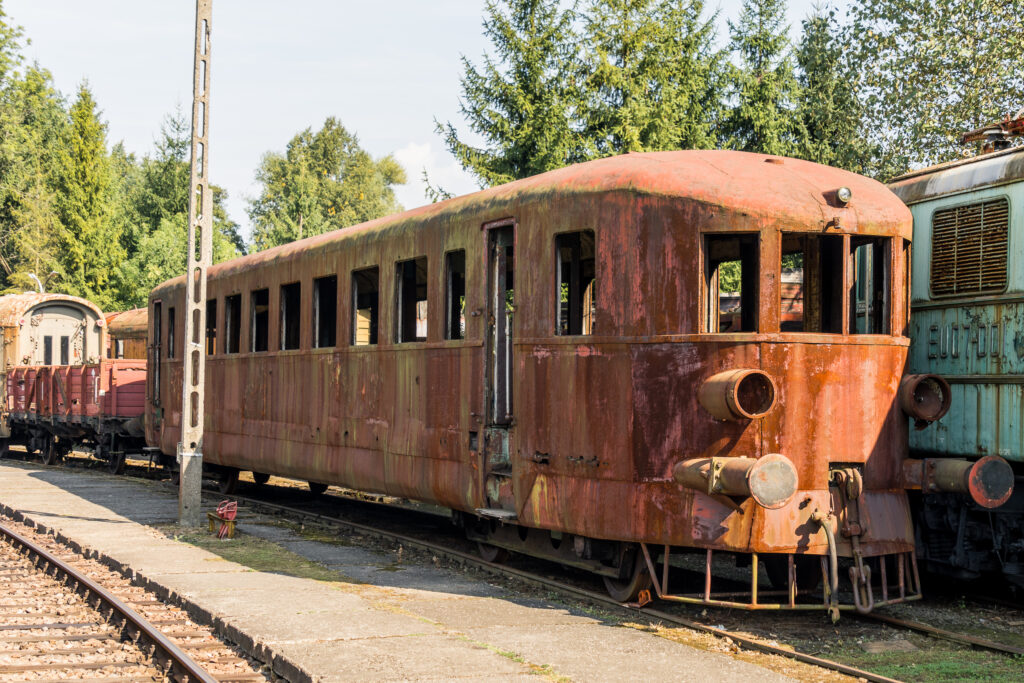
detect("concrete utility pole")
[179,0,213,527]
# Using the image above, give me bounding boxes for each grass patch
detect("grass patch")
[157,525,356,584]
[820,640,1024,682]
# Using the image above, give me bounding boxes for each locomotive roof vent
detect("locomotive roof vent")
[960,108,1024,156]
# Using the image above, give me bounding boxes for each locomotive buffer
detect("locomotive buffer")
[179,0,213,527]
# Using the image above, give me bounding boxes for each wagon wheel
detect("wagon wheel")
[603,545,653,603]
[41,437,62,467]
[307,481,328,495]
[106,435,126,475]
[763,554,822,592]
[251,472,270,486]
[476,542,509,564]
[218,467,239,494]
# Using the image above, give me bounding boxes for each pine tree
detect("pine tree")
[248,117,405,251]
[723,0,802,155]
[794,9,873,173]
[53,84,123,308]
[851,0,1024,176]
[579,0,723,156]
[438,0,579,187]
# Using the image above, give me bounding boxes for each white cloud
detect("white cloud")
[392,142,479,211]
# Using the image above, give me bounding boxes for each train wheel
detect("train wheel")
[252,472,270,486]
[603,545,652,603]
[107,447,126,475]
[308,482,328,495]
[477,542,509,564]
[41,437,62,467]
[218,468,239,494]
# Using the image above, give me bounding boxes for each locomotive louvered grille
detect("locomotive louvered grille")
[930,198,1009,296]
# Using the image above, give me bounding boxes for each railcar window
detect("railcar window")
[313,275,338,348]
[167,307,176,358]
[60,336,69,365]
[931,198,1008,296]
[352,267,379,346]
[705,235,759,333]
[779,234,844,333]
[152,301,162,403]
[445,250,466,340]
[250,289,269,352]
[395,256,428,343]
[114,340,125,359]
[280,282,301,351]
[556,231,597,335]
[850,237,891,334]
[43,336,53,365]
[205,300,217,355]
[224,294,241,353]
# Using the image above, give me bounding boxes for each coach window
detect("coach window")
[352,267,379,346]
[395,256,428,343]
[313,275,338,348]
[205,299,217,354]
[779,234,844,333]
[280,282,301,350]
[850,237,890,334]
[704,235,758,333]
[167,306,176,358]
[60,336,69,365]
[445,250,466,340]
[224,294,241,353]
[556,231,596,335]
[43,336,53,365]
[250,289,269,352]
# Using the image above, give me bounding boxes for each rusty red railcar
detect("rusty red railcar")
[147,150,999,615]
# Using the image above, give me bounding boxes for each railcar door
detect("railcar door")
[482,222,516,517]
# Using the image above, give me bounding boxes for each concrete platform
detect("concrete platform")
[0,461,795,682]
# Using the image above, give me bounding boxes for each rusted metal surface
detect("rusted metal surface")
[889,145,1024,205]
[148,150,922,608]
[106,308,148,360]
[0,293,106,370]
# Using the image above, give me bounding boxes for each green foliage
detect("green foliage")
[794,9,874,173]
[578,0,723,156]
[248,117,406,251]
[438,0,580,186]
[850,0,1024,176]
[53,84,123,309]
[722,0,802,155]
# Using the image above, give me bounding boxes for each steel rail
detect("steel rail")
[0,521,217,683]
[857,612,1024,657]
[213,488,903,683]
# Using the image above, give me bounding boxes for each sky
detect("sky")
[6,0,820,242]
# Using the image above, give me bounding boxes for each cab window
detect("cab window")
[705,235,759,333]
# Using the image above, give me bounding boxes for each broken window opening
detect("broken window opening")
[114,340,125,359]
[205,299,217,355]
[556,231,596,335]
[705,235,759,333]
[250,289,269,352]
[313,275,338,348]
[395,256,428,343]
[224,294,241,354]
[43,336,53,365]
[780,234,844,333]
[352,267,379,346]
[280,282,301,350]
[445,250,466,340]
[850,237,891,334]
[167,307,176,358]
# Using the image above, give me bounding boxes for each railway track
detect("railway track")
[0,517,267,683]
[9,451,1024,681]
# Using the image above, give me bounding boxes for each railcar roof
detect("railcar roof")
[0,293,105,328]
[154,150,909,295]
[888,146,1024,205]
[106,307,148,336]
